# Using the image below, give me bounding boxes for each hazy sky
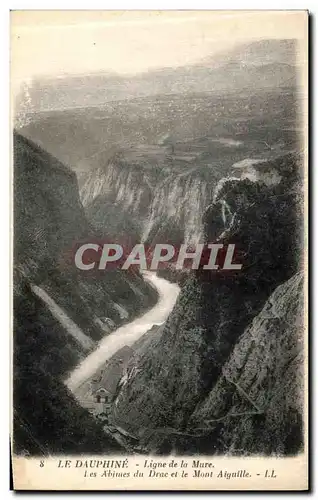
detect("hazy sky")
[11,11,307,87]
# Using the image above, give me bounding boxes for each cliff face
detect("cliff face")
[80,147,218,246]
[14,132,157,338]
[13,132,157,455]
[111,153,304,455]
[13,287,121,455]
[19,70,299,251]
[190,271,304,456]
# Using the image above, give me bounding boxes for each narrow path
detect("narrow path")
[31,284,94,351]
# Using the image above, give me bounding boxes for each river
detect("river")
[66,271,180,392]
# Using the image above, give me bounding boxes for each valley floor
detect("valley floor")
[66,272,180,410]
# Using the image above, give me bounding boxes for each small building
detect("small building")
[91,346,134,406]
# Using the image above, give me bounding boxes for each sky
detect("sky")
[11,11,307,91]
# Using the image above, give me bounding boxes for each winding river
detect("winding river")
[66,272,180,392]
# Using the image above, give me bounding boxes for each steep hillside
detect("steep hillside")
[19,83,300,248]
[13,286,122,455]
[110,152,304,455]
[14,132,157,335]
[13,131,157,455]
[189,271,304,456]
[80,150,218,245]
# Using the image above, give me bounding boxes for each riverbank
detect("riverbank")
[65,272,180,394]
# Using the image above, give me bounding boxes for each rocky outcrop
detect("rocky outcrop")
[80,147,219,246]
[13,131,157,455]
[111,152,304,455]
[13,287,122,455]
[18,46,299,250]
[14,132,157,338]
[190,272,304,456]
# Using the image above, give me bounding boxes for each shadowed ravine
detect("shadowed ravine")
[66,272,180,392]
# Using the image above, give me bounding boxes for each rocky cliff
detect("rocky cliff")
[13,132,157,455]
[13,287,121,455]
[189,271,304,456]
[80,149,218,245]
[14,132,157,337]
[19,75,300,252]
[111,152,304,455]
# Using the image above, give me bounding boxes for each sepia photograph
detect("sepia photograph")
[10,9,308,490]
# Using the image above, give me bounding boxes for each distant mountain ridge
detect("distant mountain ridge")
[15,39,298,114]
[203,39,296,67]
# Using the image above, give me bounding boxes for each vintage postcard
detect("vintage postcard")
[10,10,308,491]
